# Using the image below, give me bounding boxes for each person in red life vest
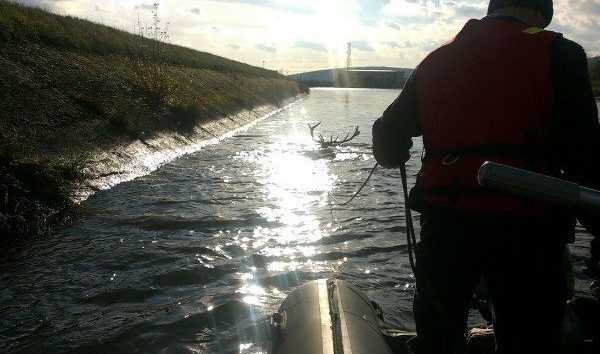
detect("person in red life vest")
[372,0,600,353]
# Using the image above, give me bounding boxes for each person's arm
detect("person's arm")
[372,70,421,168]
[552,37,600,279]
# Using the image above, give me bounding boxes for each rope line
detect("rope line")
[332,160,417,274]
[401,164,418,274]
[337,163,378,206]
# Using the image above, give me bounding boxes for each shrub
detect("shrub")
[169,101,204,132]
[131,57,176,105]
[130,2,176,105]
[73,94,105,116]
[108,114,130,131]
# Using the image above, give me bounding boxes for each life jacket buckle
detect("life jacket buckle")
[442,153,460,166]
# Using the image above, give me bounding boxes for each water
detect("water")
[1,90,597,354]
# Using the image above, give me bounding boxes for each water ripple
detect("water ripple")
[2,89,594,353]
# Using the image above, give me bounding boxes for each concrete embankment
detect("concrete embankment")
[0,1,307,240]
[82,97,305,201]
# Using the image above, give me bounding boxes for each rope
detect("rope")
[332,161,417,274]
[401,163,417,274]
[336,163,378,206]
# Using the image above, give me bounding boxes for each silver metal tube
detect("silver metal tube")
[478,161,600,211]
[580,187,600,211]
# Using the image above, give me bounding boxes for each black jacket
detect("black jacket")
[372,17,600,268]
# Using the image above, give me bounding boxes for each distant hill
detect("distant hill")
[291,59,600,94]
[288,67,413,89]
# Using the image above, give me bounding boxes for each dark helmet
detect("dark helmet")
[487,0,554,27]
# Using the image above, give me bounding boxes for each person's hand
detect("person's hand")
[372,143,410,168]
[372,118,410,168]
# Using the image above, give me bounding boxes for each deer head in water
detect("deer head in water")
[308,122,360,148]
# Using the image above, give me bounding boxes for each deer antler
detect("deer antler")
[333,126,360,146]
[308,122,360,148]
[308,122,321,139]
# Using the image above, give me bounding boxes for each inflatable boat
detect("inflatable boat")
[269,278,414,354]
[268,163,600,354]
[268,277,599,354]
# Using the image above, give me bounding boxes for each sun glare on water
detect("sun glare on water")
[232,124,340,307]
[257,136,336,245]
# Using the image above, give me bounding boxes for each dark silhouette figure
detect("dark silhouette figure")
[372,0,600,353]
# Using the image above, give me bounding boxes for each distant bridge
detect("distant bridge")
[288,67,413,89]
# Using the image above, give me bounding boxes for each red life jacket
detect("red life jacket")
[415,17,562,214]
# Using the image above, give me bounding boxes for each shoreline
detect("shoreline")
[0,1,307,241]
[80,95,306,201]
[0,95,306,242]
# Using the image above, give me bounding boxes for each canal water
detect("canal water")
[1,90,597,354]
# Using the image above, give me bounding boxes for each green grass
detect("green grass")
[0,0,305,240]
[0,0,303,157]
[592,80,600,97]
[0,0,280,78]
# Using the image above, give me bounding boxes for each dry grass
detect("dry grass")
[0,0,279,78]
[0,0,305,240]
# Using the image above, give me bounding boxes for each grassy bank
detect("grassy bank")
[0,1,306,240]
[593,80,600,98]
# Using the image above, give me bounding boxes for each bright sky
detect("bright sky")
[18,0,600,74]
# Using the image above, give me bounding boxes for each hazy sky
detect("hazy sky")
[17,0,600,73]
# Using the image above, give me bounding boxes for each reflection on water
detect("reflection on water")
[0,89,596,354]
[235,119,339,313]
